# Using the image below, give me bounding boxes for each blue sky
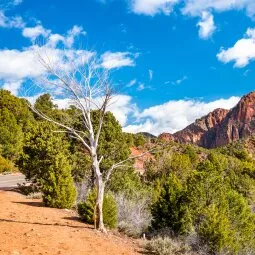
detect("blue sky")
[0,0,255,135]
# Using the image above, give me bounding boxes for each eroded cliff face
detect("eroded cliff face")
[159,92,255,148]
[173,108,229,148]
[215,92,255,147]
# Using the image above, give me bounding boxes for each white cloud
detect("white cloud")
[0,10,24,28]
[108,95,137,126]
[22,24,86,48]
[130,0,179,16]
[171,75,187,85]
[0,23,92,83]
[137,83,145,91]
[101,51,136,69]
[22,25,51,40]
[123,96,240,135]
[197,11,216,39]
[2,80,23,95]
[0,47,91,81]
[126,79,137,87]
[217,28,255,68]
[182,0,255,17]
[129,0,255,17]
[0,48,45,80]
[149,69,153,81]
[64,25,86,48]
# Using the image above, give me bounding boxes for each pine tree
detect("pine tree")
[18,122,76,208]
[0,108,23,159]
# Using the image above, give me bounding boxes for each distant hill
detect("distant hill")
[137,132,156,139]
[159,91,255,148]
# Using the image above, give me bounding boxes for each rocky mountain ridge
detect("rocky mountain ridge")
[159,91,255,148]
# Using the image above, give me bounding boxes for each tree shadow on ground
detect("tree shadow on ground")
[0,218,93,229]
[63,216,85,223]
[13,201,44,207]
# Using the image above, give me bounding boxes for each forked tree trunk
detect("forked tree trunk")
[95,178,105,232]
[92,151,106,233]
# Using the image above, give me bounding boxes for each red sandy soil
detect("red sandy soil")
[0,190,142,255]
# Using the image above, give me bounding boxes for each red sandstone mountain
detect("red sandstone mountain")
[159,92,255,148]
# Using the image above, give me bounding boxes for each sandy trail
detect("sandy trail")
[0,191,141,255]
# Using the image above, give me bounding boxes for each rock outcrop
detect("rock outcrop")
[159,92,255,148]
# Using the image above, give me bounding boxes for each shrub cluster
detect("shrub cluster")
[146,147,255,254]
[144,237,194,255]
[0,156,16,173]
[77,189,117,229]
[115,192,152,237]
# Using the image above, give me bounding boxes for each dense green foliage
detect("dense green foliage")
[18,122,76,208]
[147,147,255,254]
[0,89,36,171]
[0,155,16,173]
[0,108,23,159]
[1,89,255,254]
[0,90,35,131]
[91,111,131,174]
[78,189,117,229]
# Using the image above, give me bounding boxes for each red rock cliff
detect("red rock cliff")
[159,92,255,148]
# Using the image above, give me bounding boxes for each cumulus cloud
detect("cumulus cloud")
[129,0,255,17]
[0,19,137,96]
[22,25,51,40]
[22,24,86,47]
[126,0,255,40]
[123,96,240,135]
[197,11,216,39]
[217,28,255,68]
[182,0,255,17]
[64,25,86,48]
[0,10,24,28]
[2,80,23,95]
[0,46,95,82]
[101,51,136,69]
[108,95,137,126]
[130,0,179,15]
[0,48,44,80]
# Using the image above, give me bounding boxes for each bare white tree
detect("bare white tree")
[29,50,150,233]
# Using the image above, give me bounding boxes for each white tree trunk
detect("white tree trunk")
[95,177,105,232]
[92,150,106,232]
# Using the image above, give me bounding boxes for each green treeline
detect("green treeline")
[0,89,255,254]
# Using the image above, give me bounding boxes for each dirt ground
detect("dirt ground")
[0,190,143,255]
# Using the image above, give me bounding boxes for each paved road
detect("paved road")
[0,174,26,189]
